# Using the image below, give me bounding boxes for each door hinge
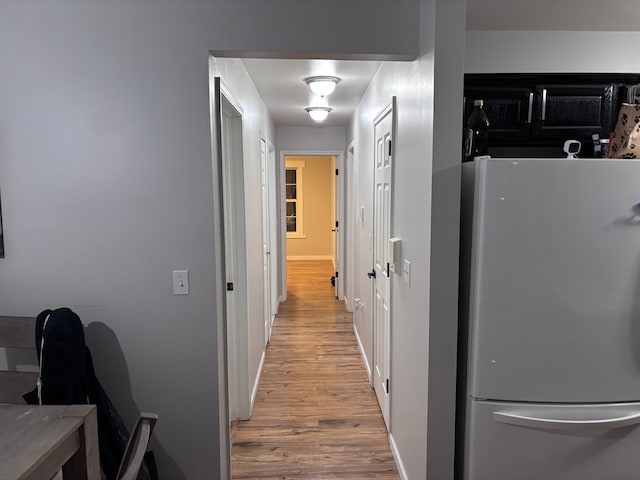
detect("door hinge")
[386,262,390,277]
[386,378,390,394]
[335,220,339,228]
[335,168,339,175]
[335,271,339,278]
[226,282,234,291]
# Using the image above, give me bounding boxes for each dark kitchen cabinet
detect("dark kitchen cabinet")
[463,74,636,156]
[464,87,533,142]
[533,84,615,139]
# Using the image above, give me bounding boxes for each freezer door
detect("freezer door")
[465,400,640,480]
[467,158,640,402]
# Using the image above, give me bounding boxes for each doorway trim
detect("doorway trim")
[219,82,252,424]
[210,73,230,480]
[279,149,345,302]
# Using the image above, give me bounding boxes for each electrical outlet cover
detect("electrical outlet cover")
[173,270,189,295]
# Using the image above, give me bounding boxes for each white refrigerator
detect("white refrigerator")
[460,158,640,480]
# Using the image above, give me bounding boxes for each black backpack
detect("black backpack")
[24,308,158,480]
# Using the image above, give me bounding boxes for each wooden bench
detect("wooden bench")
[0,315,38,404]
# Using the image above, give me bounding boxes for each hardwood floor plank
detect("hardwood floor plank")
[231,260,399,479]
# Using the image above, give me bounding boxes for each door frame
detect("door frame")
[218,80,252,424]
[210,74,230,480]
[279,149,345,301]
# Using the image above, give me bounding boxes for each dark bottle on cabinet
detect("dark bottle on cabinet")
[464,99,490,161]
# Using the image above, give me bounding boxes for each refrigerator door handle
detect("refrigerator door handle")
[493,410,640,431]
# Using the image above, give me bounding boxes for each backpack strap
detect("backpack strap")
[36,313,51,405]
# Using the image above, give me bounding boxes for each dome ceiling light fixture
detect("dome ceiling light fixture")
[304,76,341,97]
[305,106,332,122]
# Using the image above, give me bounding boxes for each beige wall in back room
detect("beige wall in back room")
[286,155,334,259]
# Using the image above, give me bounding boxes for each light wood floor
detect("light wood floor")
[231,260,400,479]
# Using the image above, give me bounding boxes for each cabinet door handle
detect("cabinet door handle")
[526,92,534,124]
[541,88,548,121]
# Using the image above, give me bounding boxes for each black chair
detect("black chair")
[115,413,158,480]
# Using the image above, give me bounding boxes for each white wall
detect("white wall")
[347,1,466,478]
[349,61,431,480]
[0,1,420,478]
[465,31,640,73]
[350,58,437,480]
[277,126,347,152]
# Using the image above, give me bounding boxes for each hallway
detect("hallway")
[231,260,400,479]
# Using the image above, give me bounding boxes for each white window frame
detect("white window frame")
[285,159,305,238]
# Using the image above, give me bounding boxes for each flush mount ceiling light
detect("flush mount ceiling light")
[305,106,332,122]
[304,76,341,97]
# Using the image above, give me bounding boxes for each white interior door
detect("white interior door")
[372,100,394,429]
[260,137,272,345]
[220,102,237,421]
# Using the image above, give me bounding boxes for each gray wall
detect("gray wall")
[465,30,640,73]
[426,1,467,478]
[0,1,419,478]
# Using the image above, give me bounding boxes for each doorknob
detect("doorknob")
[367,269,376,279]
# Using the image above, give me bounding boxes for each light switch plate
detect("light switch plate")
[403,260,411,286]
[173,270,189,295]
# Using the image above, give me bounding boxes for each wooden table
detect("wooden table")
[0,404,100,480]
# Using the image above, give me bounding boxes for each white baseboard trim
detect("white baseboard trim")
[250,349,266,411]
[353,323,371,383]
[389,433,409,480]
[286,255,332,260]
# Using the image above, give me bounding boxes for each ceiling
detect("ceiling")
[241,58,382,127]
[240,0,640,128]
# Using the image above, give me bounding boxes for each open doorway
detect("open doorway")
[281,151,344,300]
[210,54,397,480]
